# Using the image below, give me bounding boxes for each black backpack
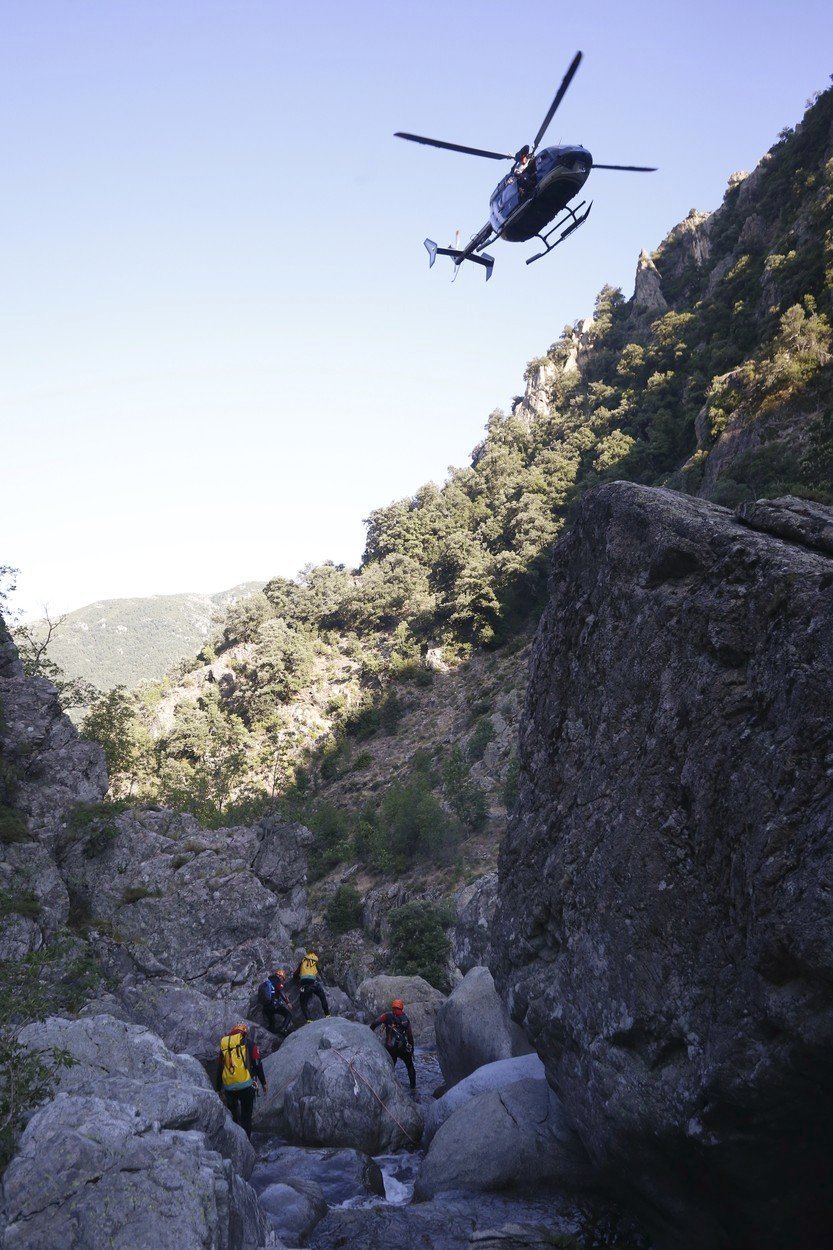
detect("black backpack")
[389,1012,411,1048]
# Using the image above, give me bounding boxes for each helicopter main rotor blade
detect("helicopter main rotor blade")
[395,132,513,161]
[592,164,658,171]
[531,50,583,153]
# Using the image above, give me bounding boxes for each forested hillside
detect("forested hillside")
[78,85,833,892]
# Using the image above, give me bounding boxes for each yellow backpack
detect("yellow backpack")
[300,954,319,979]
[220,1033,252,1089]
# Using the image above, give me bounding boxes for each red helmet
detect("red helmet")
[391,999,405,1011]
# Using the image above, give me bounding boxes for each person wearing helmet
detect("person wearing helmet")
[294,949,330,1022]
[215,1023,267,1139]
[370,999,416,1092]
[258,968,293,1035]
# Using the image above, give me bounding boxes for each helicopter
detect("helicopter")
[395,51,656,280]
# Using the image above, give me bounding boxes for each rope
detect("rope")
[331,1046,420,1147]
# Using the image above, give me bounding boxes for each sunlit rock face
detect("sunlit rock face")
[494,481,833,1250]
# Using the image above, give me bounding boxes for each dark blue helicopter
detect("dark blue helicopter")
[396,51,656,280]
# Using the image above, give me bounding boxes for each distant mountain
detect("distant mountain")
[30,583,264,692]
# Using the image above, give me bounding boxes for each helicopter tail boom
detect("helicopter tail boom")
[424,238,495,281]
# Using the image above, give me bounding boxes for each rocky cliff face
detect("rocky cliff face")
[0,615,313,1058]
[494,482,833,1250]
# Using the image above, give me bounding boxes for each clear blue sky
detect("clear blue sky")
[2,0,831,618]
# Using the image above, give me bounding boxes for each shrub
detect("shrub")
[378,775,460,867]
[467,717,495,761]
[0,949,76,1166]
[67,801,129,858]
[379,690,404,735]
[388,901,453,992]
[441,747,489,830]
[326,884,362,934]
[0,805,28,844]
[503,752,520,810]
[121,886,162,905]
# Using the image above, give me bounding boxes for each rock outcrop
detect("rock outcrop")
[451,872,498,974]
[1,1015,269,1249]
[494,482,833,1250]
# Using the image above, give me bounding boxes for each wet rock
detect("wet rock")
[255,1017,422,1152]
[415,1078,591,1200]
[451,872,498,974]
[355,974,446,1045]
[252,1144,384,1205]
[258,1177,327,1245]
[494,482,833,1249]
[423,1053,545,1144]
[435,967,530,1088]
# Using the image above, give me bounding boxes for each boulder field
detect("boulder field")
[494,485,833,1249]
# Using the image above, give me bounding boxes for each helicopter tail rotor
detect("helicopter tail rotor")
[424,238,495,281]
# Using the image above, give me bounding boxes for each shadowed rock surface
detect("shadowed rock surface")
[423,1053,545,1145]
[415,1077,591,1200]
[494,482,833,1250]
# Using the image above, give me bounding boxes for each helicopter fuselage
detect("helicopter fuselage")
[489,144,591,241]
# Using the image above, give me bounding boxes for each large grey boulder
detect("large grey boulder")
[415,1078,591,1200]
[18,1014,255,1178]
[451,872,498,974]
[1,1094,270,1250]
[493,483,833,1249]
[423,1053,545,1144]
[255,1017,422,1152]
[355,975,446,1045]
[82,978,261,1060]
[435,966,530,1087]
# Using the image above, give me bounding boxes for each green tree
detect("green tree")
[388,901,453,992]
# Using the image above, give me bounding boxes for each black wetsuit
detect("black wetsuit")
[261,975,292,1033]
[299,978,329,1020]
[371,1011,416,1090]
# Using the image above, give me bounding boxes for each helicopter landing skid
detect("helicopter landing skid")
[525,200,593,264]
